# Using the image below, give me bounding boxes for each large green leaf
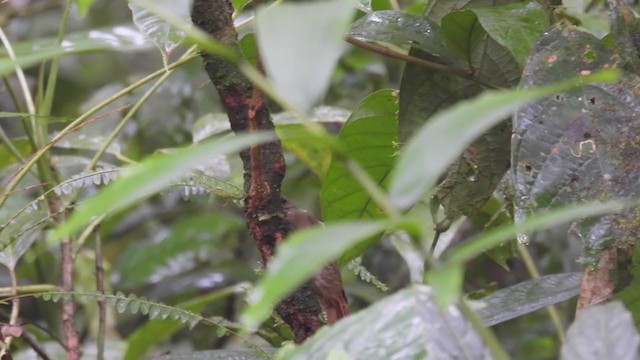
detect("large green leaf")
[390,70,620,211]
[255,0,357,112]
[561,302,640,360]
[241,221,388,330]
[52,132,273,240]
[512,25,640,265]
[321,90,396,221]
[321,90,397,262]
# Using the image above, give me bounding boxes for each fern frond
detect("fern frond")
[34,290,207,330]
[348,258,389,292]
[52,167,120,196]
[0,168,121,238]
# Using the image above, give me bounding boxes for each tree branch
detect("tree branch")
[191,0,326,342]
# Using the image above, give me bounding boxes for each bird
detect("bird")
[282,198,350,324]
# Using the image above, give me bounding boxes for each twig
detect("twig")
[345,36,501,90]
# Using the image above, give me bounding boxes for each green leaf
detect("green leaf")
[389,69,620,211]
[476,272,583,326]
[441,10,484,63]
[241,221,387,330]
[349,10,452,58]
[320,90,398,258]
[561,302,640,360]
[285,285,490,360]
[255,0,357,112]
[52,133,273,240]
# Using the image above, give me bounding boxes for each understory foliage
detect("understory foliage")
[1,0,640,359]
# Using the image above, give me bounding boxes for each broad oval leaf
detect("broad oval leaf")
[512,25,640,264]
[256,0,356,112]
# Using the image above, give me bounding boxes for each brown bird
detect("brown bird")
[282,199,350,324]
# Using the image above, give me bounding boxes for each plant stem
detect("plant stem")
[94,226,105,360]
[0,267,20,358]
[517,244,566,342]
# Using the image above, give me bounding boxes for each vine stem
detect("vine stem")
[458,300,511,360]
[345,36,501,90]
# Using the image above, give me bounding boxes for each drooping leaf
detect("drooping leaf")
[349,10,452,58]
[52,132,273,240]
[561,302,640,360]
[512,25,640,265]
[476,272,582,326]
[390,69,620,211]
[241,221,388,330]
[285,285,492,360]
[255,0,357,111]
[128,0,191,56]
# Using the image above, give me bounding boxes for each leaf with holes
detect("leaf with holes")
[512,25,640,266]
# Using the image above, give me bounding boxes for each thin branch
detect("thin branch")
[345,36,502,90]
